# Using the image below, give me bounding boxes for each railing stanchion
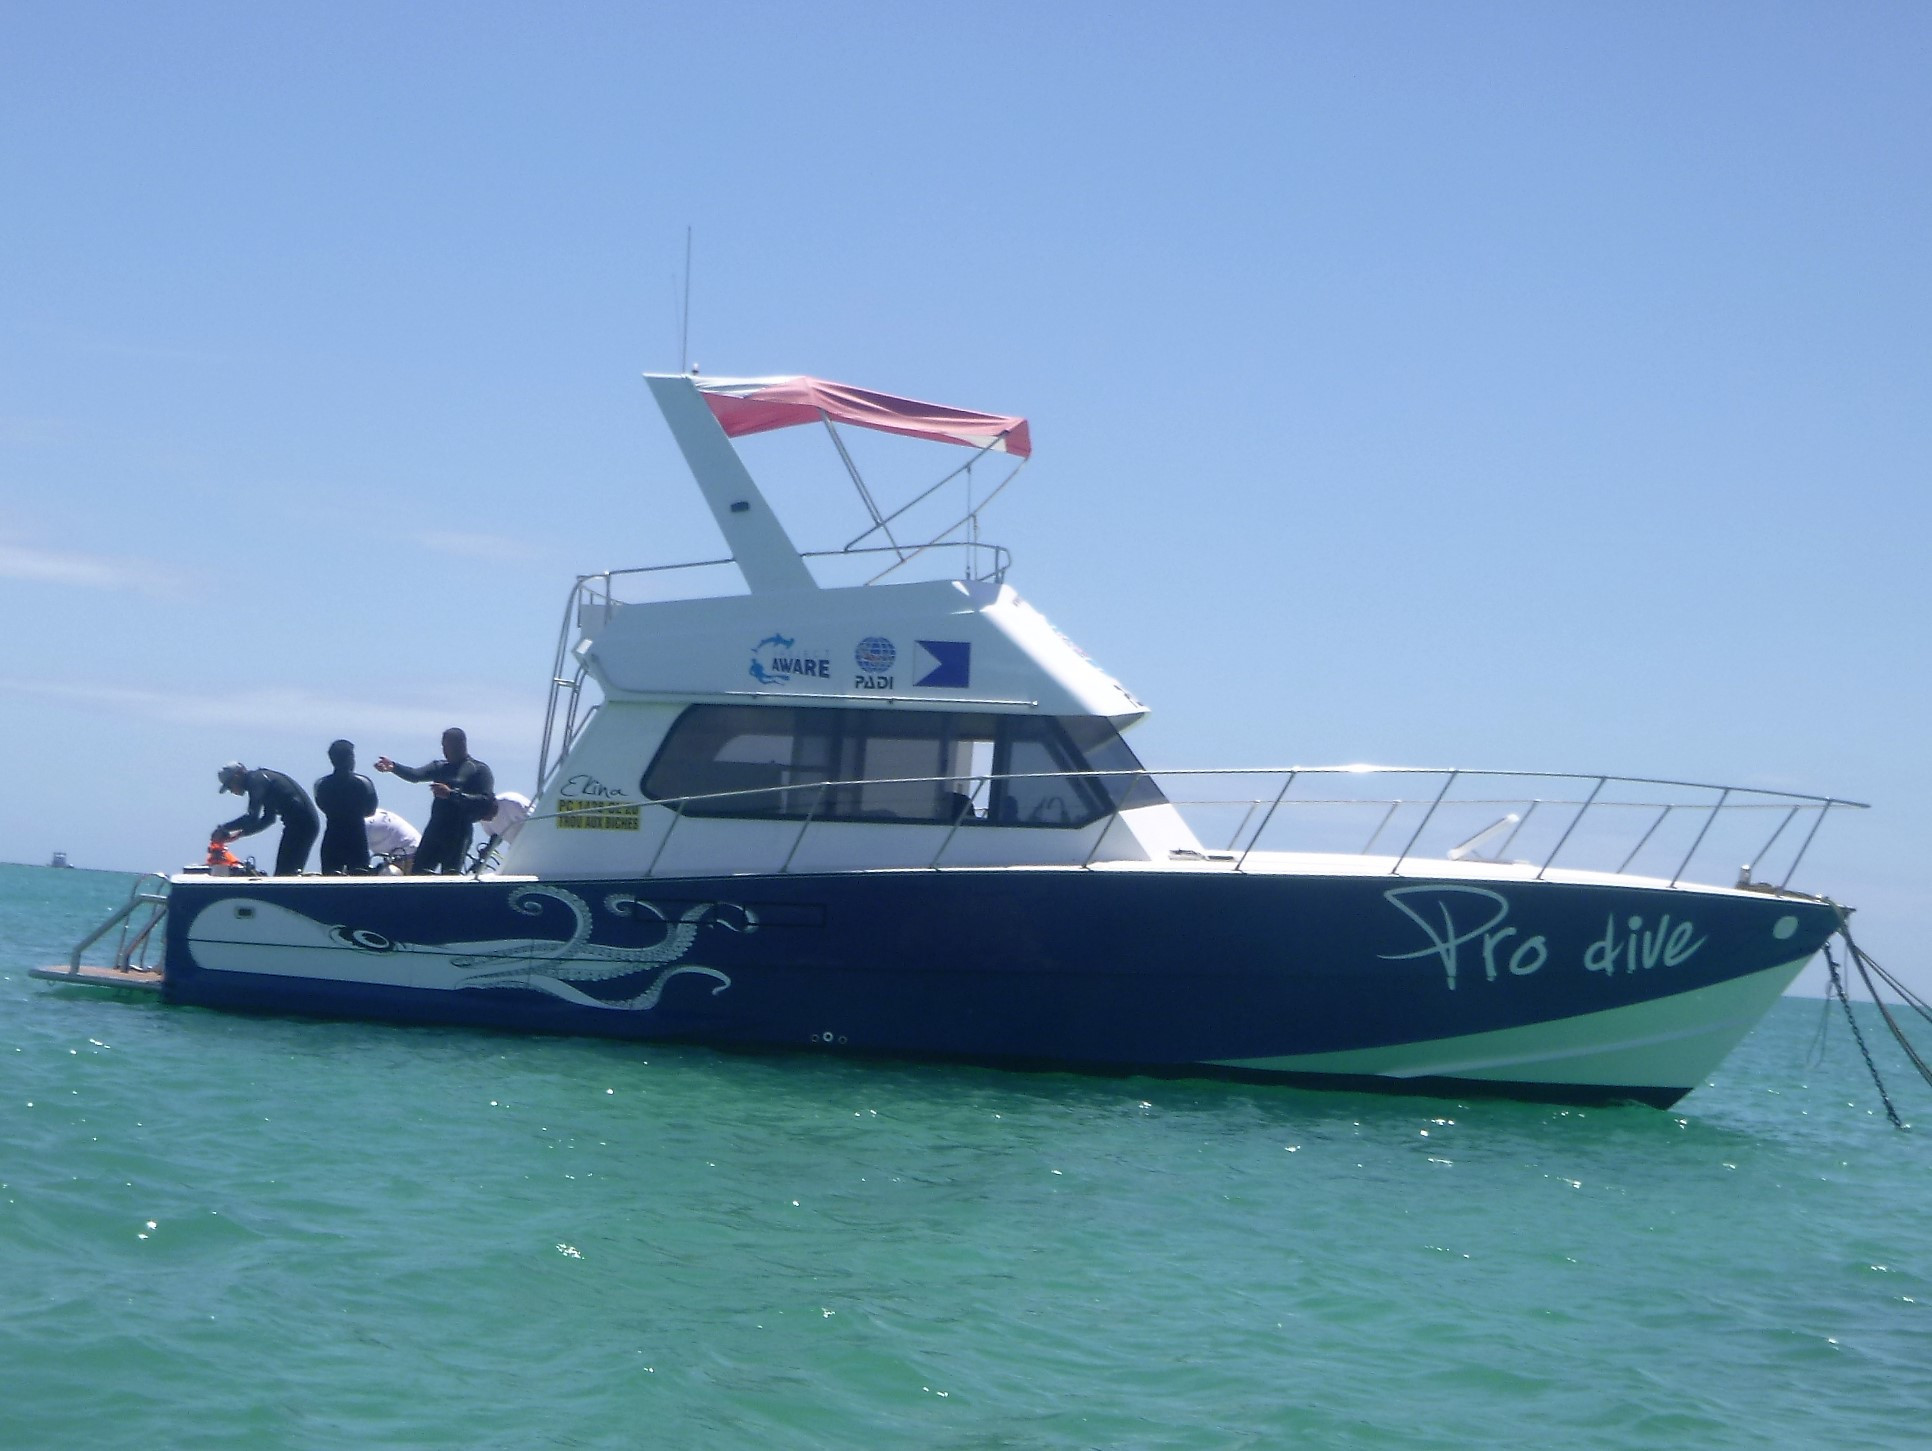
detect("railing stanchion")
[780,783,830,874]
[932,775,984,870]
[1618,805,1671,876]
[1670,788,1730,888]
[1747,805,1800,886]
[1079,771,1139,869]
[1391,771,1458,875]
[1537,777,1604,881]
[644,800,688,878]
[1361,800,1400,855]
[1236,771,1298,873]
[1778,801,1836,892]
[1225,800,1260,853]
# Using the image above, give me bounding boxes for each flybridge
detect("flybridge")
[532,373,1138,810]
[644,372,1031,596]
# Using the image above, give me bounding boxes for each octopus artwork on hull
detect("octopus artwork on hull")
[183,885,752,1010]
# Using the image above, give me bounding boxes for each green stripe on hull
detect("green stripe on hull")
[1209,955,1813,1093]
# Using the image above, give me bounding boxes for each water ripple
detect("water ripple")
[3,865,1930,1448]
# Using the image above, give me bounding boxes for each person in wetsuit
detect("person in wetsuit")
[373,727,496,875]
[313,738,379,874]
[215,761,320,876]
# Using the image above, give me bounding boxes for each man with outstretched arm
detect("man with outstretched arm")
[373,727,496,875]
[214,762,320,876]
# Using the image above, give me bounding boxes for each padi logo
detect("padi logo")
[750,632,832,686]
[853,635,897,692]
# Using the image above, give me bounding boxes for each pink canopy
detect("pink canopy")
[693,375,1032,459]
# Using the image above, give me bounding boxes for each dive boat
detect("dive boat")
[38,373,1866,1107]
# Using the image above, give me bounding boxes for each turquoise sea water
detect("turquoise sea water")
[2,862,1928,1449]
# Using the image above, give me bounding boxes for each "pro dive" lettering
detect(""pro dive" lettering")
[1380,885,1548,990]
[1380,886,1708,991]
[1583,914,1706,976]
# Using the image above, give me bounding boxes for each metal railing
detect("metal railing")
[518,764,1864,893]
[533,542,1014,795]
[571,540,1011,621]
[45,872,171,977]
[1149,766,1861,889]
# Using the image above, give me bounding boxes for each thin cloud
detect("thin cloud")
[0,676,545,756]
[0,540,191,599]
[421,531,535,563]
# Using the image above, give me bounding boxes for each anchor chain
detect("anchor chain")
[1821,905,1932,1130]
[1824,942,1902,1129]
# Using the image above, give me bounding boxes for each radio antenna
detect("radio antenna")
[679,226,693,373]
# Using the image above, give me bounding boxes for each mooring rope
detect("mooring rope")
[1822,905,1932,1129]
[1807,987,1834,1069]
[1823,941,1902,1128]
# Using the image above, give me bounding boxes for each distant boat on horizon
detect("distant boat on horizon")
[48,851,73,869]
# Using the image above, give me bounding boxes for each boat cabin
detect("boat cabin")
[499,374,1204,880]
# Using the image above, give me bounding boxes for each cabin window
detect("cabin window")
[640,705,1165,827]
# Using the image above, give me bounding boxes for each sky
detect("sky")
[2,2,1926,996]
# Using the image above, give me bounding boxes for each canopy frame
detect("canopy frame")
[693,374,1032,585]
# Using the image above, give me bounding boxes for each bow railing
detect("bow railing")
[519,764,1863,893]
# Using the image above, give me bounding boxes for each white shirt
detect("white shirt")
[364,808,422,858]
[480,791,531,839]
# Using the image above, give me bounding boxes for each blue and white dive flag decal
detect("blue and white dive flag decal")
[914,640,971,688]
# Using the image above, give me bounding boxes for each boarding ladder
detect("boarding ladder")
[29,873,170,992]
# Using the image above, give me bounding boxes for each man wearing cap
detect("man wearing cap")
[374,727,496,875]
[313,739,380,874]
[214,762,321,876]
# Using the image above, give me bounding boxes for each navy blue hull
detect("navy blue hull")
[159,870,1834,1104]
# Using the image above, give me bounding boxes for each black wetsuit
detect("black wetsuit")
[313,768,379,874]
[390,756,496,874]
[217,769,320,876]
